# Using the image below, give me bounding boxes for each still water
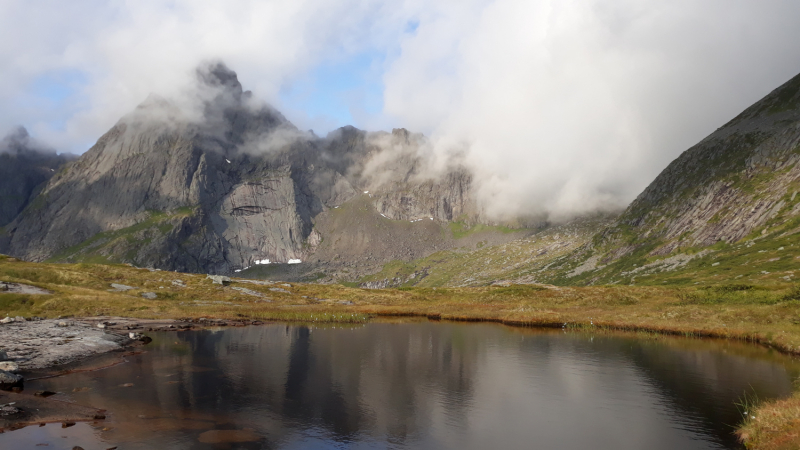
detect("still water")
[4,321,799,449]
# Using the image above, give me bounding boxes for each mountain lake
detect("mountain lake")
[1,320,797,449]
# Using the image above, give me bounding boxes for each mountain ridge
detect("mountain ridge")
[0,63,508,277]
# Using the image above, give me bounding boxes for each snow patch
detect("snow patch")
[363,191,369,194]
[288,259,302,264]
[226,159,231,164]
[254,259,270,265]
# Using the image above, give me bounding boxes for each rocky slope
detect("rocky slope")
[549,71,800,285]
[0,63,508,276]
[0,127,75,227]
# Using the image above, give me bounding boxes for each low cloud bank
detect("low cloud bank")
[2,1,800,220]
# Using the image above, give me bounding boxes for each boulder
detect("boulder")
[0,369,23,390]
[141,292,157,299]
[110,283,135,291]
[0,350,8,361]
[0,361,20,373]
[0,282,7,291]
[207,275,231,286]
[0,317,13,324]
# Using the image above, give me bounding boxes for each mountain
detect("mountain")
[345,70,800,289]
[0,63,522,277]
[0,127,75,227]
[10,63,796,288]
[546,71,800,286]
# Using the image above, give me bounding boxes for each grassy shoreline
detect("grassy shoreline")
[1,256,799,448]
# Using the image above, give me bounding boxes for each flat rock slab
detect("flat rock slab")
[109,283,135,292]
[231,287,268,299]
[237,279,274,286]
[0,391,105,431]
[0,282,51,295]
[0,320,131,371]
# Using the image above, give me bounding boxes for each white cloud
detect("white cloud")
[382,0,800,219]
[1,0,800,219]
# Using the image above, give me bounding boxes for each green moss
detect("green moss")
[47,207,197,264]
[449,221,518,239]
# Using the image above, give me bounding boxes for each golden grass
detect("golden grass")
[737,392,800,449]
[2,255,800,447]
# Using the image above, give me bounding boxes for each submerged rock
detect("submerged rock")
[198,429,261,444]
[0,405,20,416]
[0,370,23,390]
[33,390,57,397]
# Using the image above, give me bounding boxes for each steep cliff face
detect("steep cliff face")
[323,126,481,223]
[0,127,75,227]
[1,64,317,272]
[0,63,493,275]
[551,71,800,285]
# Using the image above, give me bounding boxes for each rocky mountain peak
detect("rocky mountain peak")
[0,127,75,227]
[0,126,52,156]
[0,63,493,278]
[196,61,244,101]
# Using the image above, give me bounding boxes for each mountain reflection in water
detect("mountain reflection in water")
[5,321,799,449]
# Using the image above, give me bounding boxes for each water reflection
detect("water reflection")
[5,322,799,449]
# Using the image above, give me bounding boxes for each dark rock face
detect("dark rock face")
[0,127,75,226]
[0,63,485,275]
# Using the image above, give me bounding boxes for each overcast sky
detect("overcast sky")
[2,0,800,218]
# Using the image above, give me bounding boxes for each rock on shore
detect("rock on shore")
[0,319,132,370]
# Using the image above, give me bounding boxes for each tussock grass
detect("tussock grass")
[737,391,800,449]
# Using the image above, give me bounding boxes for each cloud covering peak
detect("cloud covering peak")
[2,0,800,219]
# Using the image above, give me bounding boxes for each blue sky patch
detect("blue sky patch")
[279,50,385,134]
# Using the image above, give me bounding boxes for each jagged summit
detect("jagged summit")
[0,127,75,227]
[0,126,52,155]
[197,61,244,99]
[0,63,485,278]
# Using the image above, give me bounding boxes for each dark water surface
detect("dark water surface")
[4,321,800,449]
